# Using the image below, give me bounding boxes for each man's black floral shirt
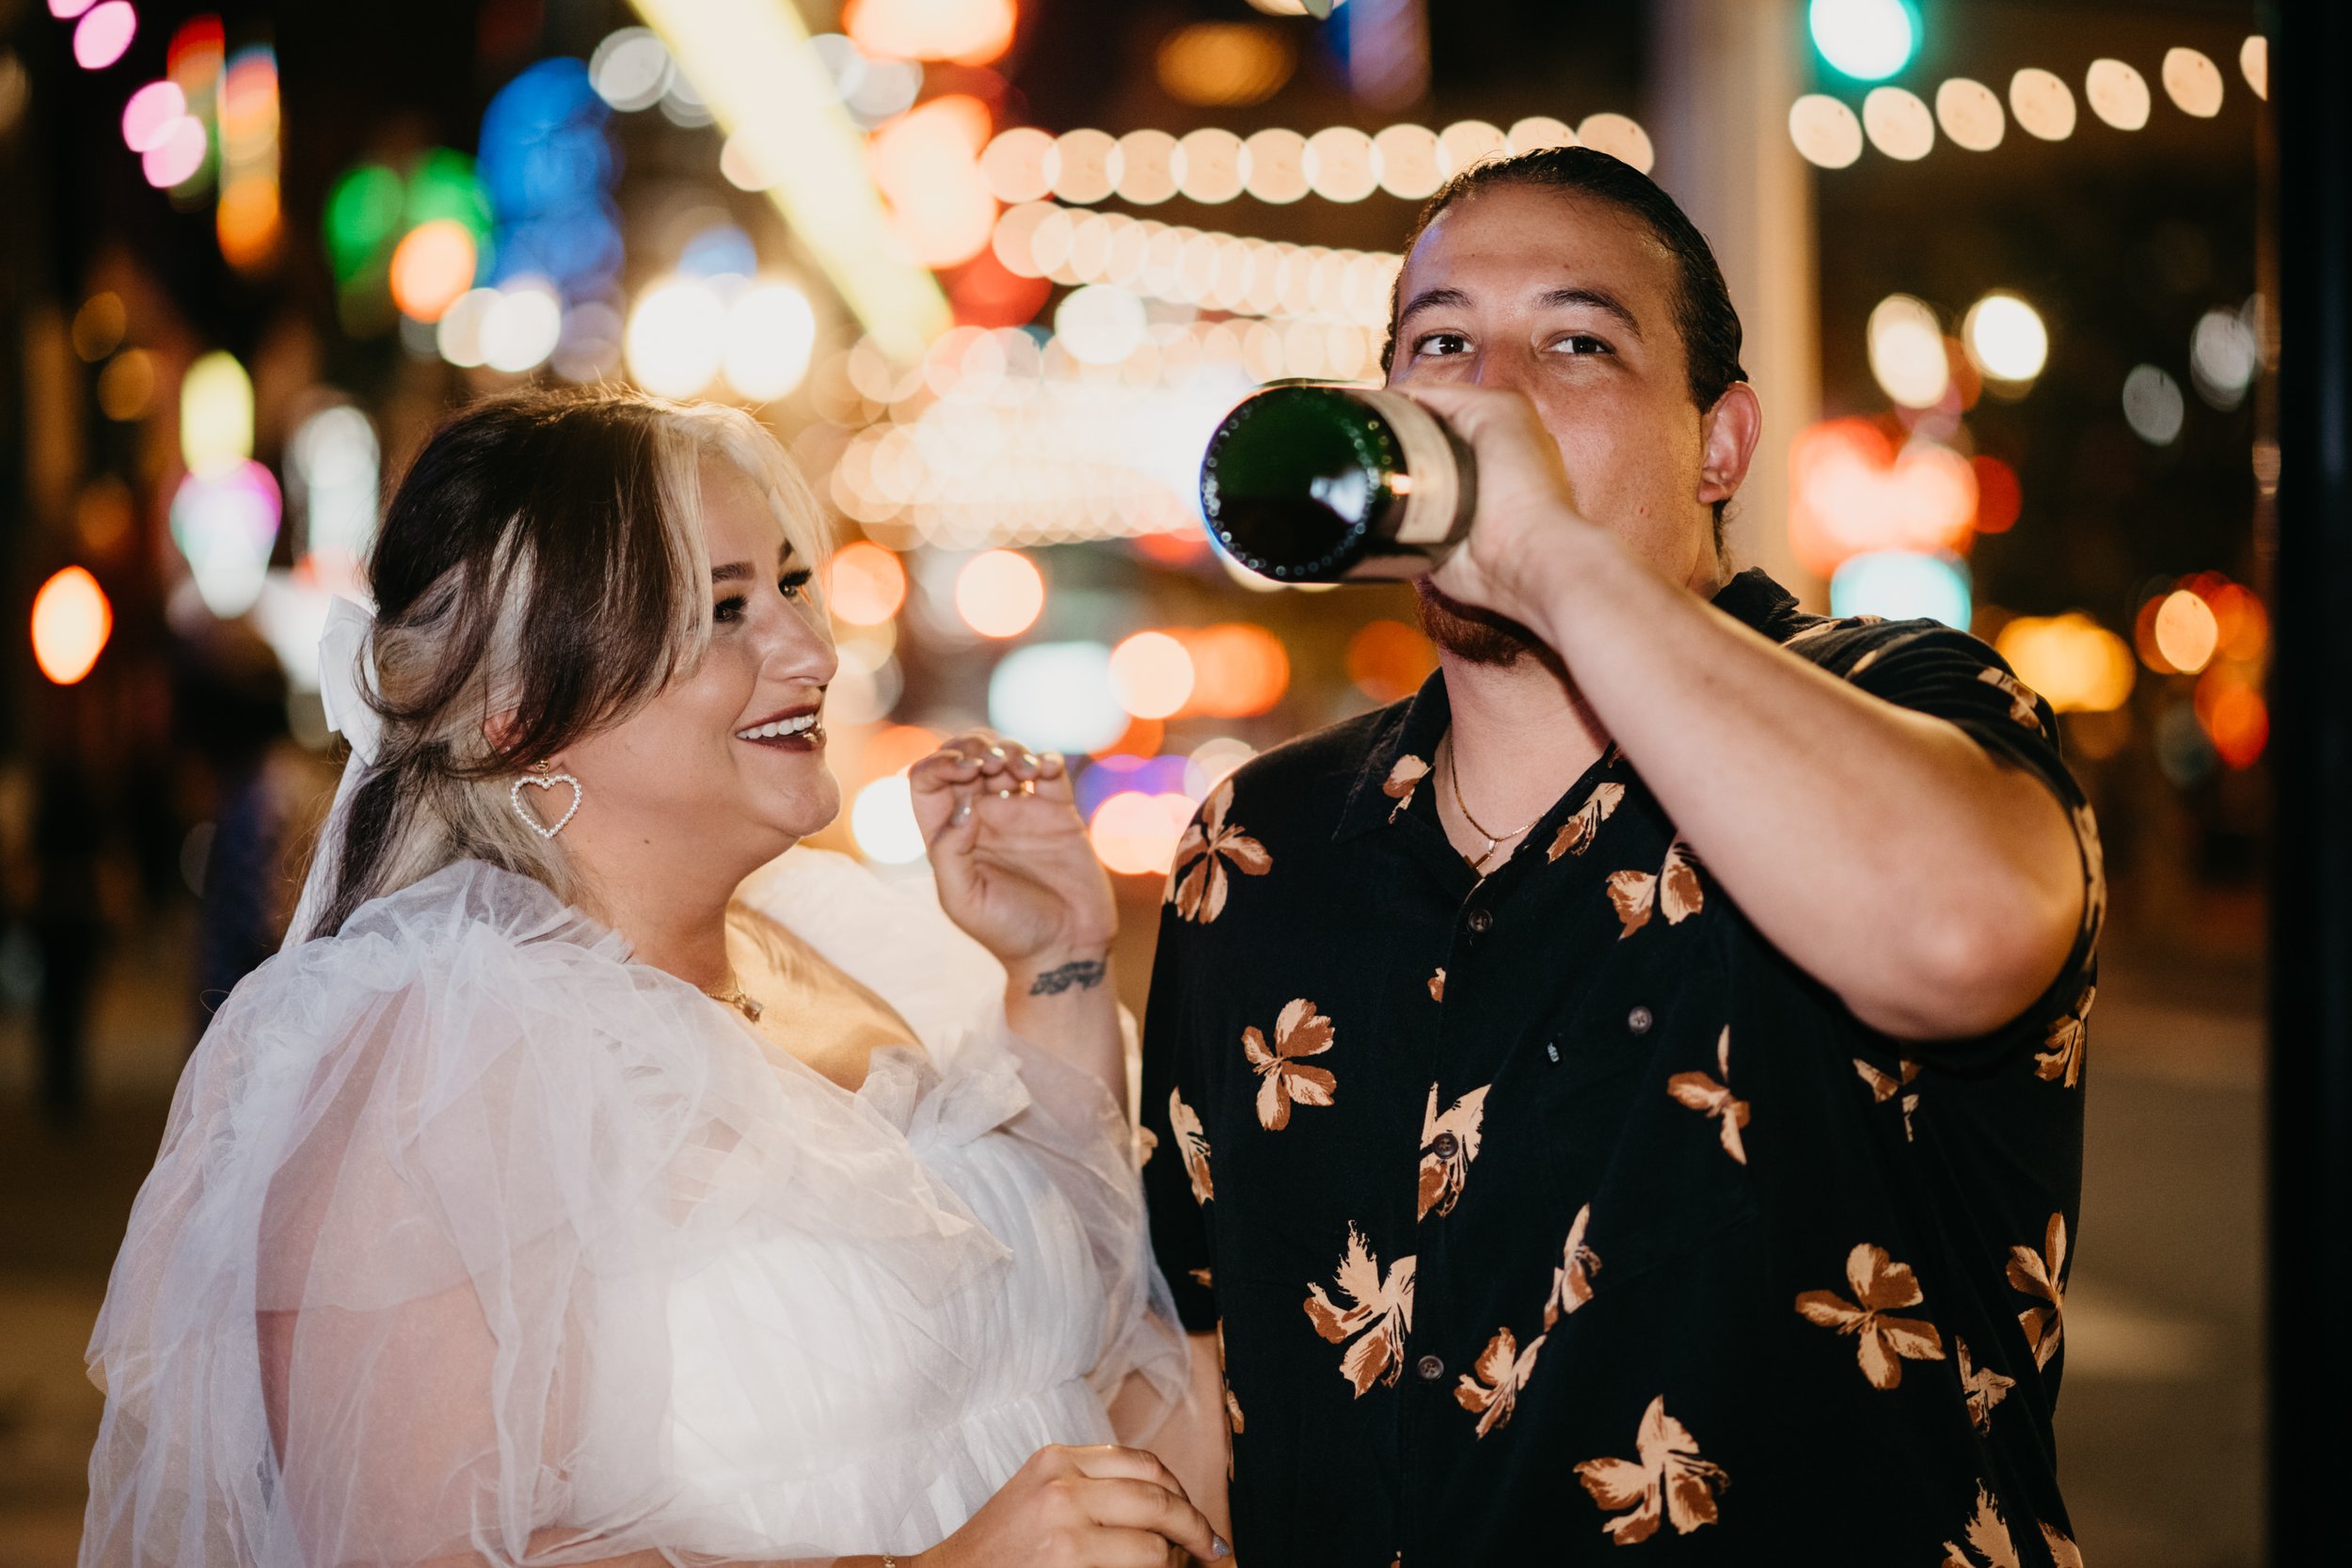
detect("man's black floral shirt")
[1138,570,2104,1567]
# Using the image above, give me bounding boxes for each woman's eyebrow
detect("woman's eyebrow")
[710,544,797,583]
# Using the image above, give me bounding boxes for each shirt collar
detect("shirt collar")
[1331,569,1804,845]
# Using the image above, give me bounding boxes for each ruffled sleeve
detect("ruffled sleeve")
[83,862,1009,1568]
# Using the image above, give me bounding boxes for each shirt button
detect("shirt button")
[1415,1354,1446,1382]
[1628,1006,1655,1036]
[1430,1131,1460,1160]
[1465,908,1494,936]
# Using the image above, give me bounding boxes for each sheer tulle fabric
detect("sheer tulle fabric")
[83,853,1185,1567]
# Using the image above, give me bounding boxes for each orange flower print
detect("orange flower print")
[1978,666,2046,734]
[1427,967,1445,1003]
[1607,840,1705,939]
[1167,780,1271,924]
[1302,1225,1416,1397]
[1454,1325,1546,1438]
[2074,800,2106,942]
[1574,1395,1729,1545]
[1853,1055,1923,1141]
[1383,754,1431,823]
[1548,781,1626,862]
[1168,1088,1213,1204]
[1189,1266,1215,1289]
[1665,1027,1750,1164]
[1216,1321,1243,1436]
[1545,1204,1601,1328]
[1243,999,1337,1132]
[1954,1336,2014,1436]
[1135,1124,1157,1167]
[1416,1084,1489,1220]
[2007,1212,2070,1371]
[1940,1481,2017,1568]
[1782,613,1883,650]
[1794,1243,1947,1390]
[1938,1483,2085,1568]
[2034,986,2095,1088]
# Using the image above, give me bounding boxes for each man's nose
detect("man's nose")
[1470,348,1534,394]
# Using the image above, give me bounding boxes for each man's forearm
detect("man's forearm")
[1522,524,2083,1039]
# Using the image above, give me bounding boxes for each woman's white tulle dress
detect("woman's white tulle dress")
[79,849,1187,1568]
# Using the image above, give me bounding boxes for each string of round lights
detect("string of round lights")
[1789,38,2266,168]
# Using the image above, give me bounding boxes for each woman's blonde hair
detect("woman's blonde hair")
[309,388,829,939]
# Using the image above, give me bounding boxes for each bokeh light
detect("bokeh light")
[850,775,928,864]
[72,293,125,360]
[844,0,1016,66]
[1185,736,1257,798]
[32,566,112,686]
[1347,619,1438,703]
[1177,127,1248,203]
[2196,669,2268,769]
[1157,22,1294,107]
[180,352,253,479]
[626,277,726,397]
[120,80,185,151]
[1934,78,2005,151]
[956,548,1046,637]
[1110,630,1196,720]
[2086,58,2152,131]
[2189,308,2260,409]
[1808,0,1918,81]
[1861,87,1934,161]
[1867,294,1950,407]
[479,282,563,372]
[1574,114,1653,173]
[1994,613,2135,713]
[2241,35,2269,100]
[1829,550,1971,628]
[589,27,671,112]
[170,461,282,619]
[2122,364,2185,446]
[1055,283,1148,364]
[1243,128,1310,203]
[1089,790,1196,876]
[828,542,909,626]
[2152,589,2220,673]
[2162,47,2225,119]
[1788,94,1865,169]
[140,116,207,188]
[96,348,154,420]
[1962,293,2048,385]
[1184,623,1290,717]
[1374,123,1443,198]
[72,2,135,71]
[723,282,818,403]
[2010,68,2078,141]
[389,219,480,323]
[987,641,1127,752]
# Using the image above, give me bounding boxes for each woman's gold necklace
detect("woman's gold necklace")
[1444,738,1541,873]
[703,974,765,1023]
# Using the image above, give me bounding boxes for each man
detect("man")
[1139,148,2100,1566]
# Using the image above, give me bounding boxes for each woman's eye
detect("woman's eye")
[779,569,814,601]
[1550,334,1613,356]
[713,594,747,625]
[1414,331,1470,356]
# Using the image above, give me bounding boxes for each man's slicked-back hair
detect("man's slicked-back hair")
[1380,146,1751,540]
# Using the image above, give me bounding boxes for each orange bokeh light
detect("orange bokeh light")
[870,95,998,269]
[1788,417,1978,578]
[217,177,283,272]
[1110,630,1196,720]
[1346,618,1437,704]
[1094,714,1165,759]
[1184,623,1289,717]
[844,0,1018,66]
[955,549,1045,638]
[828,541,908,626]
[389,219,478,324]
[2195,668,2269,769]
[862,722,946,781]
[32,566,113,686]
[1969,454,2022,534]
[2151,589,2220,674]
[1088,790,1195,876]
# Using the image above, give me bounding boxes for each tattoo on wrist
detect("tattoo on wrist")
[1027,958,1108,996]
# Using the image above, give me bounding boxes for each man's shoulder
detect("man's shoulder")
[1219,699,1408,814]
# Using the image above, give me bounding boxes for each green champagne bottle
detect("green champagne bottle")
[1198,384,1478,582]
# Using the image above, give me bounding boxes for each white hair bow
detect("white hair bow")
[317,595,383,767]
[285,595,380,947]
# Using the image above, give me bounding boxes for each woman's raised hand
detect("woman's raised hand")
[909,729,1117,974]
[912,1445,1226,1568]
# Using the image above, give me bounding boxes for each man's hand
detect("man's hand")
[1391,382,1608,637]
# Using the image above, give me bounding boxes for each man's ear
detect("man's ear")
[1695,382,1762,507]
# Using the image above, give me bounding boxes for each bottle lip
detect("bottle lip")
[1200,385,1399,579]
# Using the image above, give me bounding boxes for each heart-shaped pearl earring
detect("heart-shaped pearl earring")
[510,760,582,839]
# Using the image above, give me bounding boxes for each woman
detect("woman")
[81,389,1224,1568]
